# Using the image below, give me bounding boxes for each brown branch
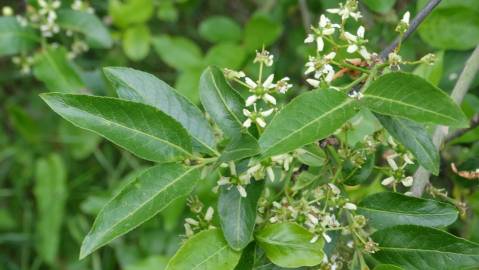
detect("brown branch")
[445,114,479,143]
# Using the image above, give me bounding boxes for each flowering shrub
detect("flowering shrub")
[2,0,479,269]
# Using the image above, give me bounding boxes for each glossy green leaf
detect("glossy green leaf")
[216,133,260,166]
[358,192,458,229]
[372,225,479,270]
[80,163,200,258]
[255,223,324,268]
[123,24,151,61]
[0,16,38,56]
[40,93,192,163]
[57,10,112,48]
[153,35,203,70]
[165,229,241,270]
[109,0,154,28]
[362,0,396,13]
[259,89,356,159]
[104,67,217,155]
[362,72,468,127]
[33,46,85,93]
[34,154,67,264]
[199,66,246,139]
[418,1,479,50]
[199,16,242,43]
[244,15,282,51]
[205,43,246,69]
[374,265,404,270]
[218,180,264,250]
[376,114,439,175]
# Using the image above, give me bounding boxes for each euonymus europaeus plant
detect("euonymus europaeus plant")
[38,0,479,269]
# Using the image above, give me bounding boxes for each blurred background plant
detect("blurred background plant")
[1,0,479,269]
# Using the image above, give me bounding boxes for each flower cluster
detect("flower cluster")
[259,182,377,254]
[380,137,416,191]
[183,196,215,238]
[224,48,292,130]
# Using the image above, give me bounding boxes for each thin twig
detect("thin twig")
[298,0,312,32]
[445,114,479,143]
[379,0,442,59]
[411,45,479,197]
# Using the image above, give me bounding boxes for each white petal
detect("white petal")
[304,66,315,75]
[310,235,319,243]
[381,176,395,186]
[245,95,258,106]
[326,8,340,14]
[319,14,328,27]
[347,44,358,53]
[323,233,332,243]
[386,156,399,171]
[245,77,257,88]
[256,117,267,128]
[261,108,274,117]
[304,34,315,43]
[237,185,247,197]
[402,11,410,24]
[263,94,277,105]
[306,78,320,87]
[401,176,414,187]
[243,109,251,117]
[325,52,336,60]
[308,214,319,225]
[204,206,214,221]
[359,47,370,60]
[325,68,335,82]
[344,32,357,42]
[242,118,252,128]
[344,203,357,211]
[357,26,365,38]
[263,74,275,88]
[266,166,275,181]
[323,28,335,35]
[316,37,324,52]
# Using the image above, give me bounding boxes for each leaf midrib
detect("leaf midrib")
[84,166,197,252]
[111,71,217,154]
[364,94,457,122]
[358,206,456,217]
[261,98,353,155]
[191,245,229,270]
[378,246,479,256]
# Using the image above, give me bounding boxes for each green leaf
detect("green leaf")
[80,163,200,258]
[255,223,324,268]
[418,1,479,50]
[259,89,356,159]
[175,68,203,104]
[218,180,264,250]
[153,35,203,70]
[205,43,246,69]
[104,67,217,155]
[362,0,396,13]
[57,10,112,48]
[372,225,479,270]
[199,16,242,43]
[413,51,444,86]
[216,133,260,166]
[362,72,468,127]
[296,144,326,167]
[34,154,67,264]
[358,192,458,229]
[109,0,154,28]
[40,93,192,163]
[123,24,151,61]
[376,114,439,175]
[244,15,282,51]
[33,46,85,93]
[374,265,404,270]
[0,16,38,56]
[199,66,246,139]
[165,229,241,270]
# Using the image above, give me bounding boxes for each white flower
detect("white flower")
[386,154,399,171]
[271,154,293,171]
[344,26,370,60]
[275,77,292,94]
[244,74,277,106]
[343,202,357,211]
[266,166,275,182]
[184,223,194,237]
[254,49,274,66]
[306,78,320,88]
[327,0,361,21]
[269,216,278,223]
[401,176,414,187]
[381,176,395,186]
[388,52,402,67]
[310,234,320,243]
[305,15,340,52]
[401,11,411,25]
[403,154,414,166]
[308,214,319,225]
[185,218,199,226]
[242,108,274,128]
[2,6,13,16]
[304,52,336,84]
[328,183,341,195]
